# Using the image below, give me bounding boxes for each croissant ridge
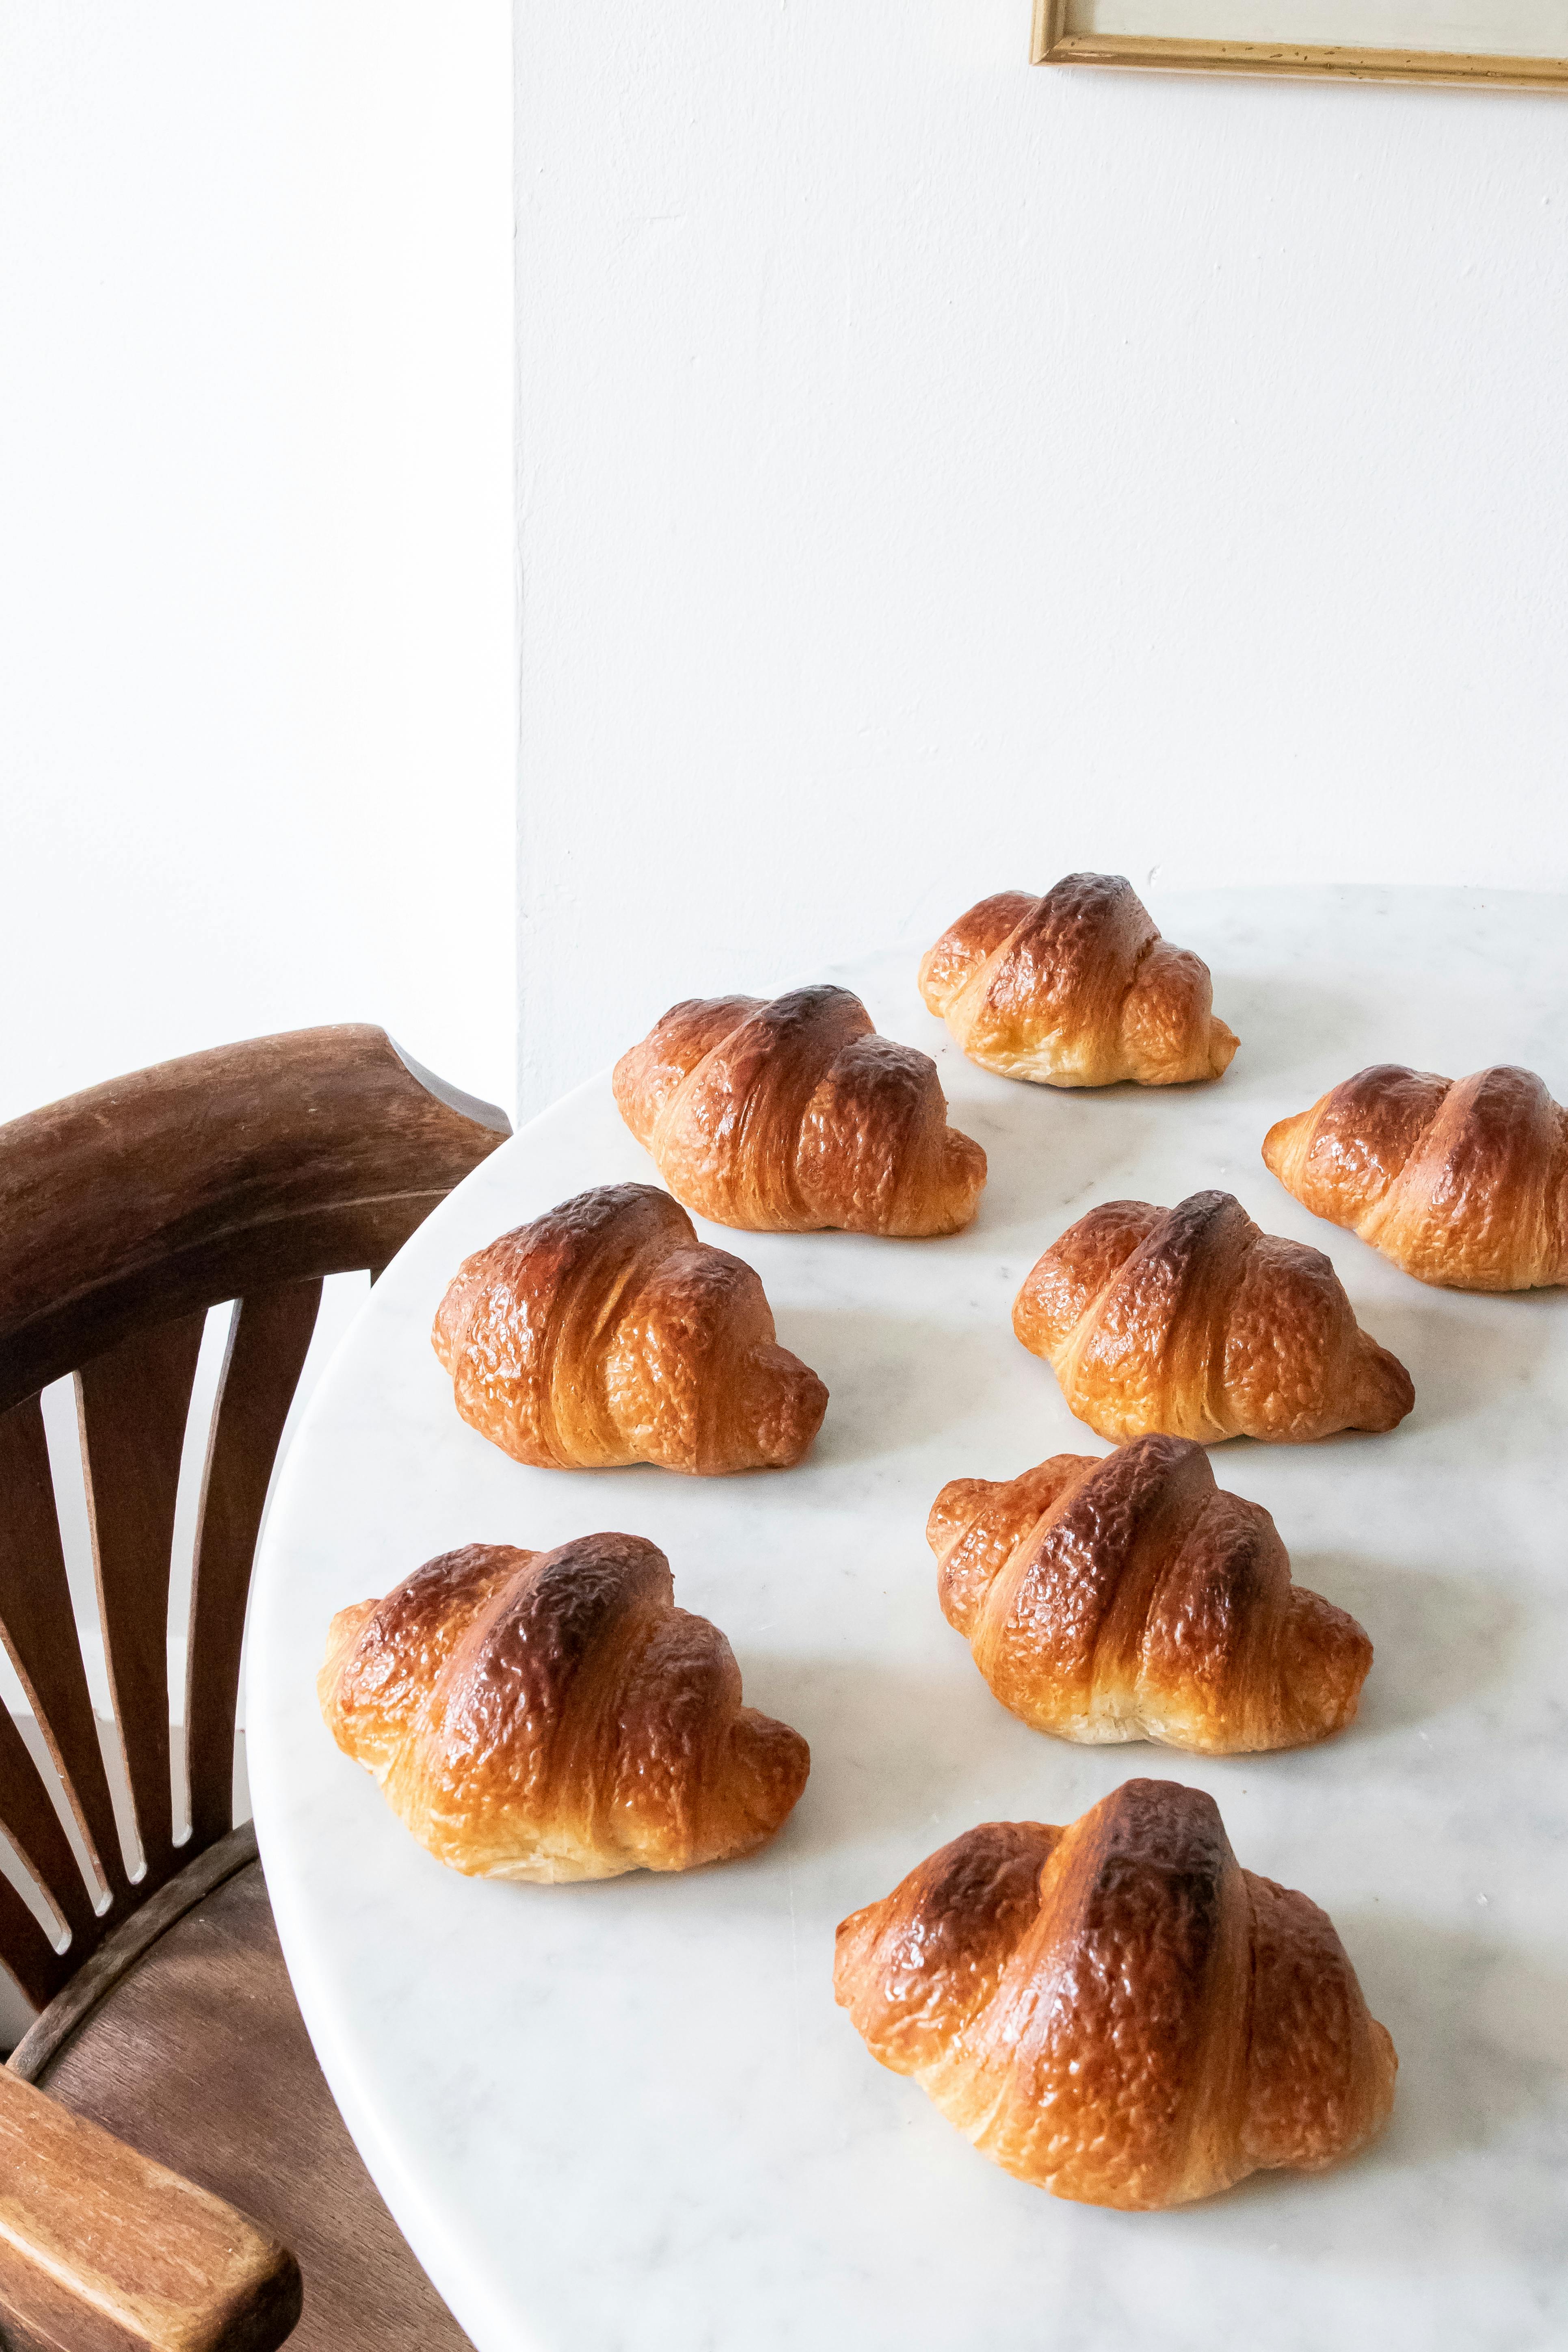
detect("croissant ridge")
[320,1531,811,1881]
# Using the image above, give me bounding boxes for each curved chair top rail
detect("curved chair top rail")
[0,1024,510,2018]
[0,1024,510,1415]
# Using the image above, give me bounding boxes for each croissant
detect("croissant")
[612,984,986,1236]
[1012,1188,1414,1444]
[929,1434,1371,1753]
[432,1182,827,1473]
[320,1531,810,1881]
[918,873,1238,1087]
[1263,1062,1568,1293]
[834,1777,1396,2210]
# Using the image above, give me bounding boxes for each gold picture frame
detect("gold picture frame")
[1032,1,1568,87]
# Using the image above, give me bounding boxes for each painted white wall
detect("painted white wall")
[1,1,516,1129]
[0,8,513,2038]
[515,0,1568,1116]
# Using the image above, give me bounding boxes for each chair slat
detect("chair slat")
[0,1704,98,1952]
[0,1396,128,1910]
[186,1281,323,1848]
[0,1861,71,2013]
[78,1314,205,1889]
[0,1024,510,2054]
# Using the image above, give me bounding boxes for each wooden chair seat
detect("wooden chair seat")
[0,1026,509,2349]
[13,1836,471,2352]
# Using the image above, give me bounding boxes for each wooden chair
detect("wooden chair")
[0,1026,510,2352]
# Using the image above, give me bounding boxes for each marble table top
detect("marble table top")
[248,886,1568,2352]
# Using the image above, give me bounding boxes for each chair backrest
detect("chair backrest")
[0,1025,509,2016]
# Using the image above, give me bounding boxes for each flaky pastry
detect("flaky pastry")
[613,985,985,1235]
[835,1777,1396,2209]
[320,1531,809,1881]
[918,873,1237,1087]
[929,1434,1371,1752]
[1264,1061,1568,1292]
[432,1182,826,1473]
[1013,1189,1413,1444]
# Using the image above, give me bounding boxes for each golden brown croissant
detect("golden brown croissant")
[1012,1188,1414,1444]
[1263,1062,1568,1293]
[918,873,1238,1087]
[320,1531,810,1881]
[432,1182,827,1473]
[612,984,985,1235]
[834,1777,1396,2210]
[929,1435,1371,1753]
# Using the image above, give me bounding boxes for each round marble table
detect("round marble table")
[248,887,1568,2352]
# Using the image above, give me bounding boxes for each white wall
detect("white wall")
[515,0,1568,1116]
[0,9,513,2039]
[1,2,516,1128]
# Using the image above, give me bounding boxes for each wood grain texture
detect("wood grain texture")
[0,1025,509,2336]
[0,2059,301,2352]
[30,1859,473,2351]
[78,1315,207,1891]
[185,1284,323,1848]
[0,1024,511,2012]
[1032,15,1568,86]
[9,1827,259,2087]
[0,1703,89,1977]
[0,1024,509,1416]
[0,1395,128,1994]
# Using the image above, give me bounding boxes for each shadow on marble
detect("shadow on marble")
[1347,1914,1568,2170]
[738,1651,1034,1862]
[772,1308,1018,1466]
[1185,1916,1568,2249]
[1301,1555,1523,1738]
[1240,1411,1401,1455]
[1354,1290,1560,1439]
[940,1104,1164,1252]
[1207,968,1371,1091]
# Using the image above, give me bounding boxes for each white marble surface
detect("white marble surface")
[248,888,1568,2352]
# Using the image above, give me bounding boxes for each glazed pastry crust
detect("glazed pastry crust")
[432,1182,827,1474]
[1012,1189,1414,1444]
[1263,1062,1568,1292]
[834,1778,1396,2210]
[320,1532,810,1881]
[929,1435,1371,1753]
[918,875,1238,1088]
[612,985,986,1236]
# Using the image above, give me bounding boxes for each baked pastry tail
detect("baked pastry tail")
[1263,1061,1568,1292]
[929,1434,1371,1753]
[918,874,1238,1088]
[1013,1189,1414,1444]
[320,1532,810,1881]
[835,1778,1396,2209]
[432,1182,828,1474]
[613,984,986,1236]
